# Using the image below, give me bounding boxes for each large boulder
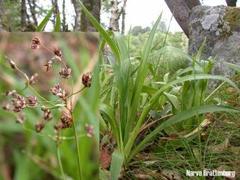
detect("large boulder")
[188,5,240,76]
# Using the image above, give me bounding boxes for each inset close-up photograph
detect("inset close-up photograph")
[0,0,240,180]
[0,33,99,180]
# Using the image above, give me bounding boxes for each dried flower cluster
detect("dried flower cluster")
[5,90,38,112]
[2,90,38,123]
[59,67,72,79]
[82,72,92,87]
[54,111,73,131]
[31,37,41,49]
[2,36,94,137]
[50,83,67,100]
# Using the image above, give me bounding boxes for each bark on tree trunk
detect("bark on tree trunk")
[21,0,27,29]
[27,0,38,26]
[226,0,237,6]
[0,0,5,31]
[164,0,201,37]
[80,0,101,31]
[51,0,60,26]
[62,0,68,31]
[72,0,81,31]
[109,0,121,31]
[121,0,127,34]
[185,0,201,9]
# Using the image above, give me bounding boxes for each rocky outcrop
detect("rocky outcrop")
[189,5,240,76]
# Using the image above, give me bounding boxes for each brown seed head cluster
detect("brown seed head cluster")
[50,83,67,100]
[53,48,62,58]
[59,67,72,79]
[26,96,38,107]
[35,122,45,133]
[12,94,26,112]
[31,37,41,49]
[41,107,52,121]
[3,90,38,124]
[2,37,92,134]
[82,73,92,87]
[54,111,73,131]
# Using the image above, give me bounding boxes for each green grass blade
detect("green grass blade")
[125,14,162,143]
[125,73,239,158]
[54,13,61,32]
[36,8,53,31]
[130,105,240,160]
[110,150,124,180]
[225,62,240,73]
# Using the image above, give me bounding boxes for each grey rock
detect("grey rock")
[188,5,240,78]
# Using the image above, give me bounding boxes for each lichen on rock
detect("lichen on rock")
[189,5,240,80]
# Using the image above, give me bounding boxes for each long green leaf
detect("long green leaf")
[225,62,240,73]
[36,8,53,31]
[125,73,239,158]
[129,105,240,161]
[125,14,162,143]
[54,13,61,32]
[110,150,124,180]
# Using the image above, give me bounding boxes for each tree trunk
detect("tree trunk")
[27,0,38,26]
[185,0,201,9]
[109,0,121,31]
[21,0,27,29]
[51,0,60,26]
[121,0,127,34]
[226,0,237,6]
[164,0,201,37]
[62,0,68,31]
[72,0,81,31]
[0,0,5,31]
[80,0,101,31]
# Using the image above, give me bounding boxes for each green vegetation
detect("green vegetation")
[0,2,240,180]
[80,3,240,179]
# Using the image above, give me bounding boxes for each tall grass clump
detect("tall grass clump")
[0,34,99,180]
[78,1,240,179]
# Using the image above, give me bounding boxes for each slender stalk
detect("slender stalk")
[204,82,225,102]
[72,113,83,180]
[67,87,86,99]
[57,145,66,180]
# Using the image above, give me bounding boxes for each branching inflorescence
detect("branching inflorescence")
[2,37,93,137]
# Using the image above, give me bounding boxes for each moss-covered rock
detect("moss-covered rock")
[224,8,240,31]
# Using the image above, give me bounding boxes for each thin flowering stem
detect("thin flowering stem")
[67,87,86,99]
[57,147,66,180]
[41,44,55,54]
[71,109,83,180]
[56,134,66,180]
[28,86,55,106]
[41,43,68,69]
[5,56,55,107]
[68,78,83,179]
[23,125,84,141]
[5,56,30,90]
